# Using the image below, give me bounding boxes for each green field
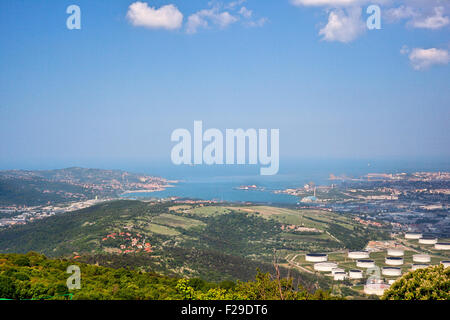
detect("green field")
[152,213,205,230]
[145,223,181,236]
[186,206,232,217]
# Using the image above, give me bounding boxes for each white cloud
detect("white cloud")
[245,17,268,28]
[226,0,247,9]
[186,1,266,33]
[412,6,449,30]
[186,7,238,34]
[384,3,449,30]
[126,2,183,30]
[239,7,253,18]
[385,5,418,23]
[400,45,409,55]
[290,0,363,7]
[406,48,450,70]
[319,7,365,43]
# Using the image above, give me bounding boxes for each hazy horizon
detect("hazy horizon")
[1,1,449,169]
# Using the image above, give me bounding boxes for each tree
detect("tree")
[382,265,449,300]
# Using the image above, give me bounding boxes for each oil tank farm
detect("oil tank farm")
[385,257,404,266]
[349,269,363,279]
[305,253,328,262]
[419,236,438,245]
[382,267,402,276]
[441,261,450,268]
[387,248,404,256]
[434,242,450,250]
[412,254,431,263]
[348,251,370,259]
[357,259,375,268]
[314,262,338,272]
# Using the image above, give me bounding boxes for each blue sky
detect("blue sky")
[0,0,449,170]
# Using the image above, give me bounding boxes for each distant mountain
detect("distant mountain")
[0,167,170,206]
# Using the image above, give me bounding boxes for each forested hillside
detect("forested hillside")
[0,253,335,300]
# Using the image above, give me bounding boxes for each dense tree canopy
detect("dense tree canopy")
[382,265,449,300]
[0,253,334,300]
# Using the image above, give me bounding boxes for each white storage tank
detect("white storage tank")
[434,242,450,250]
[385,257,404,266]
[357,259,375,268]
[314,262,338,272]
[419,237,438,245]
[331,267,345,275]
[333,272,346,281]
[440,261,450,268]
[305,253,328,262]
[348,251,370,259]
[382,267,402,276]
[405,232,422,240]
[364,283,390,296]
[411,264,428,271]
[412,254,431,263]
[387,248,404,256]
[349,269,363,279]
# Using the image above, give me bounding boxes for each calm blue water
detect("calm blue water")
[2,157,448,204]
[119,158,450,204]
[124,181,301,204]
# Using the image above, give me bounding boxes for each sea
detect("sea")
[118,158,450,204]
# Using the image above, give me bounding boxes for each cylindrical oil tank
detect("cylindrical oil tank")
[382,267,402,276]
[357,259,375,268]
[348,269,363,279]
[385,257,404,266]
[435,243,450,250]
[314,262,338,272]
[348,251,370,259]
[305,253,328,262]
[419,237,438,245]
[405,232,422,240]
[413,254,430,263]
[387,248,404,256]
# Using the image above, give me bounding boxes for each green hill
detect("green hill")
[0,253,335,300]
[0,200,331,290]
